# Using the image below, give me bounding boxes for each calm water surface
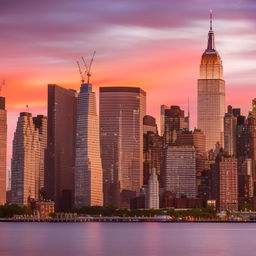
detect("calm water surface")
[0,222,256,256]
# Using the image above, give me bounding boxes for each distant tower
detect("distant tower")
[100,87,146,208]
[143,115,164,186]
[147,168,159,209]
[45,84,77,211]
[163,105,185,145]
[0,96,7,205]
[224,106,237,156]
[33,115,47,197]
[160,105,168,136]
[74,53,103,207]
[197,11,226,151]
[74,82,103,207]
[11,112,40,206]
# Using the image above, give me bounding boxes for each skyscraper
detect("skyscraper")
[197,12,225,151]
[0,97,7,205]
[224,106,237,157]
[11,112,40,206]
[164,146,197,198]
[160,105,168,136]
[33,115,47,198]
[45,84,77,211]
[100,87,146,208]
[163,105,185,145]
[74,83,103,207]
[143,115,164,186]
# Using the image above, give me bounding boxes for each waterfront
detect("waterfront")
[1,223,256,256]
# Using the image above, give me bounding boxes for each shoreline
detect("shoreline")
[0,217,255,223]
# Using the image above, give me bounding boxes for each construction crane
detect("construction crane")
[0,80,5,95]
[77,51,96,84]
[86,51,96,84]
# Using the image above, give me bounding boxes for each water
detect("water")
[0,222,256,256]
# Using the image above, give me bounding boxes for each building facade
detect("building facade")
[197,16,226,151]
[74,83,103,207]
[0,97,7,205]
[224,106,237,157]
[11,112,40,206]
[45,84,77,211]
[33,115,47,198]
[164,146,197,198]
[163,105,185,145]
[143,115,164,186]
[100,87,146,208]
[211,156,238,211]
[147,168,159,209]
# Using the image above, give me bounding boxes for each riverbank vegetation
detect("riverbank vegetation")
[72,206,217,219]
[0,204,32,218]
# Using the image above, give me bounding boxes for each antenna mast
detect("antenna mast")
[210,9,213,31]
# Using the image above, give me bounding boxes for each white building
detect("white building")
[147,168,159,209]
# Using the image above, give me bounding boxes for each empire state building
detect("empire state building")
[197,12,225,151]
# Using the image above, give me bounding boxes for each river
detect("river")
[0,222,255,256]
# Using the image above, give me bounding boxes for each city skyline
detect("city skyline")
[1,1,256,167]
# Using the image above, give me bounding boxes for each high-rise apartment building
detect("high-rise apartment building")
[100,87,146,208]
[74,83,103,207]
[11,112,40,206]
[33,115,47,198]
[0,97,7,205]
[45,84,77,211]
[197,14,225,151]
[164,146,197,198]
[211,155,238,211]
[147,168,159,209]
[176,129,207,200]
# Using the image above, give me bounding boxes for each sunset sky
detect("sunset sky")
[1,0,256,167]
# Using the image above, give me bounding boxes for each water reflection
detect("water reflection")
[0,223,256,256]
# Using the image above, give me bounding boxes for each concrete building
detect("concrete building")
[100,87,146,208]
[211,155,238,211]
[33,115,47,198]
[176,129,207,200]
[224,106,237,157]
[164,146,197,198]
[160,105,168,136]
[163,105,185,145]
[45,84,77,211]
[147,168,159,209]
[143,115,164,186]
[143,115,157,134]
[0,97,7,205]
[11,112,40,206]
[74,83,103,207]
[197,14,225,151]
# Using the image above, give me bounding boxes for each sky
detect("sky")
[1,0,256,168]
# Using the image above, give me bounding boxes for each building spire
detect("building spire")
[206,9,215,51]
[210,9,213,31]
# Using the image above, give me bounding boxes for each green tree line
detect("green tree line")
[0,204,32,218]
